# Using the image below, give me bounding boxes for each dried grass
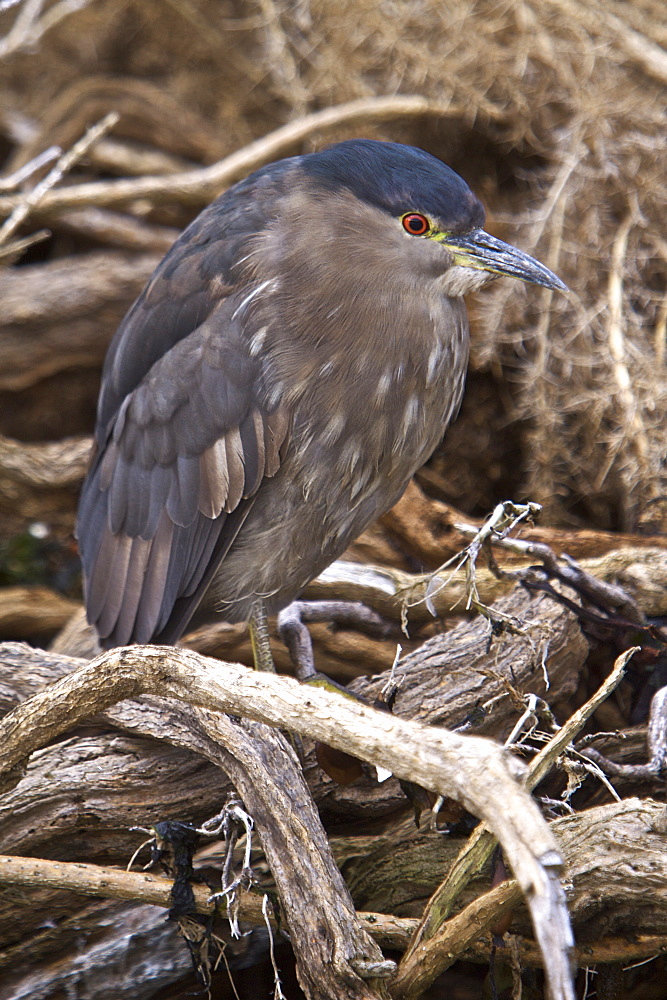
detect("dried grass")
[0,0,665,530]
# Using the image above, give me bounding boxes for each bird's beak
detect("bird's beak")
[440,228,568,291]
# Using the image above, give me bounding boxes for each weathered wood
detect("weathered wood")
[0,649,390,999]
[0,643,565,884]
[1,798,665,1000]
[349,587,587,739]
[0,586,79,641]
[45,537,665,680]
[3,580,589,827]
[0,434,91,530]
[339,797,667,957]
[391,651,635,998]
[0,411,660,1000]
[0,639,575,998]
[176,713,390,1000]
[306,546,667,624]
[0,733,227,860]
[0,899,193,1000]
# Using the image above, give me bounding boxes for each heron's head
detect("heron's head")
[289,138,567,297]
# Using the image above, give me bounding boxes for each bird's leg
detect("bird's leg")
[278,600,392,786]
[249,598,305,761]
[248,599,276,672]
[278,599,389,682]
[276,602,317,681]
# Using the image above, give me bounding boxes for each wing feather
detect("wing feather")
[223,427,245,512]
[133,513,176,641]
[87,524,130,622]
[77,174,298,648]
[108,453,132,535]
[199,438,229,518]
[239,408,264,497]
[78,291,291,648]
[110,535,154,643]
[95,536,135,637]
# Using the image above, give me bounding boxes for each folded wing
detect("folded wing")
[78,291,289,648]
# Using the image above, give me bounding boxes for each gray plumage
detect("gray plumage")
[77,139,565,648]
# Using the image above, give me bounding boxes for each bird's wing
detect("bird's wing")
[77,205,290,648]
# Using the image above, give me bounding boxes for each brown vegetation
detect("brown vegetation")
[0,1,665,999]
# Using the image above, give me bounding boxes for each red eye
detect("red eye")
[402,213,429,236]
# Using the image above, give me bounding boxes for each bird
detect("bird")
[77,138,566,663]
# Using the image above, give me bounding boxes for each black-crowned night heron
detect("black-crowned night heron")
[77,139,565,664]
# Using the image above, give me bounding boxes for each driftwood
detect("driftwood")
[0,634,577,1000]
[0,582,589,827]
[1,798,665,980]
[380,480,667,567]
[0,585,79,641]
[0,411,665,999]
[71,542,667,696]
[0,543,664,1000]
[3,535,665,677]
[0,613,665,1000]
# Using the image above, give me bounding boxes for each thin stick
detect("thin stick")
[0,95,479,218]
[0,146,60,191]
[392,880,524,998]
[0,112,119,246]
[527,647,637,791]
[0,852,662,969]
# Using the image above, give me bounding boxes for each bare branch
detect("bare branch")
[0,96,482,218]
[0,111,119,247]
[395,649,636,998]
[0,0,93,60]
[0,642,574,998]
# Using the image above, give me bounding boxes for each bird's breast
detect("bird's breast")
[204,287,469,619]
[284,298,469,510]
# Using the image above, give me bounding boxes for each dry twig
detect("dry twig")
[393,648,636,998]
[0,111,119,246]
[0,95,479,217]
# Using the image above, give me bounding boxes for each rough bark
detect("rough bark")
[0,567,663,999]
[0,635,576,1000]
[6,541,661,684]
